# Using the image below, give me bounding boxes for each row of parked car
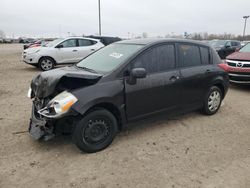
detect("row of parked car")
[22,37,250,84]
[22,36,121,71]
[206,39,250,84]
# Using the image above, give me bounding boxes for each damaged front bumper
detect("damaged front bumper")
[29,104,55,140]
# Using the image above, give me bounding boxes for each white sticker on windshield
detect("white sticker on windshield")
[109,52,123,59]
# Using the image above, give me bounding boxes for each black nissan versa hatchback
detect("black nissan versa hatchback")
[28,39,229,153]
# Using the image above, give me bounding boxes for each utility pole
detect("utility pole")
[98,0,102,36]
[242,15,250,41]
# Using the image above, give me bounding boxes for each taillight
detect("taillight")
[218,63,229,72]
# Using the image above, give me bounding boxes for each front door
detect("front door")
[125,44,181,120]
[56,39,78,63]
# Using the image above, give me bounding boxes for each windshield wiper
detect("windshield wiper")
[75,65,98,73]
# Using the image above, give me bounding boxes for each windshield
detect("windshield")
[239,43,250,52]
[209,40,227,47]
[76,43,144,73]
[44,38,63,47]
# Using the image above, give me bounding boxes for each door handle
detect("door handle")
[169,76,179,82]
[90,49,95,51]
[72,50,78,52]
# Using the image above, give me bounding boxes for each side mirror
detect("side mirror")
[127,68,147,85]
[225,45,230,48]
[131,68,147,79]
[56,44,63,48]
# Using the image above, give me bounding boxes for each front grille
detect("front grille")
[228,72,250,82]
[227,60,250,68]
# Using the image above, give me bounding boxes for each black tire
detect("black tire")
[202,86,222,115]
[38,57,55,71]
[72,109,118,153]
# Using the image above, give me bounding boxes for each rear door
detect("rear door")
[55,39,78,63]
[177,43,213,107]
[77,39,101,61]
[125,43,182,120]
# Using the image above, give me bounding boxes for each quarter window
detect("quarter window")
[132,44,175,73]
[59,39,77,48]
[200,47,211,65]
[178,44,201,67]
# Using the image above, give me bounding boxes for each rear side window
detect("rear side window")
[132,44,175,74]
[78,39,96,46]
[200,47,211,65]
[178,44,201,67]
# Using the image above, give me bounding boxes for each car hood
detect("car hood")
[31,66,103,99]
[227,52,250,61]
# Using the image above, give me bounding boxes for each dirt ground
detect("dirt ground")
[0,44,250,188]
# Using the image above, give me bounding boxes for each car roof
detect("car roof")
[86,35,121,39]
[65,36,100,42]
[117,38,210,47]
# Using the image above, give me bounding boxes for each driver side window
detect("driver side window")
[59,39,77,48]
[131,44,175,74]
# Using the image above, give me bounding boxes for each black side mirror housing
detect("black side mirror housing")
[131,68,147,79]
[127,68,147,85]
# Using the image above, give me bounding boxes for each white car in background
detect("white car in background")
[22,37,104,71]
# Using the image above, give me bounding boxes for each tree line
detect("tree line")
[186,32,250,41]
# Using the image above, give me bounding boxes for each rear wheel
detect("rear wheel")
[202,86,222,115]
[72,109,118,153]
[38,57,55,71]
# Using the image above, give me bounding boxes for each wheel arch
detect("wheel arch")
[209,74,228,100]
[81,102,124,131]
[38,56,57,65]
[214,83,225,98]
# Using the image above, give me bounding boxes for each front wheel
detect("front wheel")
[202,86,222,115]
[72,109,118,153]
[38,57,55,71]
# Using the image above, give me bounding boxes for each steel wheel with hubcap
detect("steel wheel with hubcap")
[202,86,222,115]
[72,109,118,153]
[38,57,55,71]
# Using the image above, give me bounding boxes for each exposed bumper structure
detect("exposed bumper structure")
[29,104,54,140]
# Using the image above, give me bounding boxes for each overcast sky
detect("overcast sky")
[1,0,250,38]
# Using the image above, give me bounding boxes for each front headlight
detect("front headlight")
[38,91,78,118]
